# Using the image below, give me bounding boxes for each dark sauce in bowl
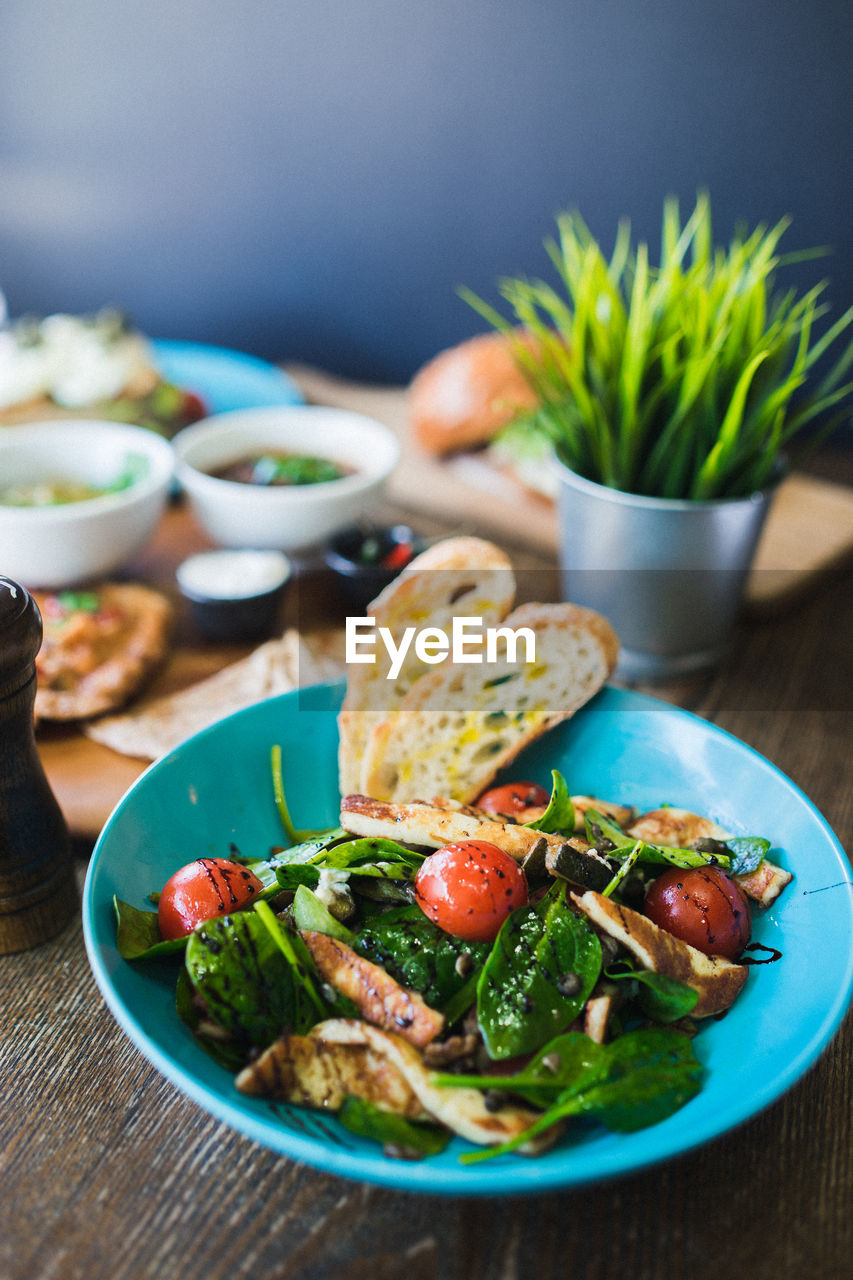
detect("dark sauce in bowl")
[210,452,352,487]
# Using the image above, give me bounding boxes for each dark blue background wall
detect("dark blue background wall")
[1,0,851,383]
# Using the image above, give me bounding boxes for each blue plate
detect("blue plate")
[151,339,303,413]
[82,682,853,1195]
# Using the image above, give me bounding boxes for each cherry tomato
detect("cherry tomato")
[476,781,550,818]
[157,857,264,940]
[643,865,751,959]
[413,840,528,942]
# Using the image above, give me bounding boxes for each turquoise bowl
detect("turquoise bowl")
[83,681,853,1195]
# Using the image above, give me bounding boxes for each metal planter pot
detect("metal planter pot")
[552,457,776,682]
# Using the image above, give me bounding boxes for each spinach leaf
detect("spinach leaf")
[585,808,773,878]
[727,836,770,876]
[632,841,734,871]
[441,972,480,1027]
[253,900,359,1021]
[292,885,357,944]
[525,769,575,836]
[332,862,413,882]
[273,864,325,892]
[184,906,324,1048]
[563,1026,703,1131]
[175,966,247,1071]
[584,807,631,849]
[436,1029,604,1109]
[338,1097,450,1158]
[606,963,699,1022]
[273,837,423,892]
[585,810,736,872]
[476,882,602,1059]
[253,900,335,1018]
[269,829,350,866]
[114,896,186,960]
[355,905,490,1014]
[601,841,642,899]
[444,1027,703,1162]
[323,837,426,871]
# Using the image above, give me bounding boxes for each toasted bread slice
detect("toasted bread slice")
[338,536,515,794]
[570,890,748,1017]
[359,601,618,803]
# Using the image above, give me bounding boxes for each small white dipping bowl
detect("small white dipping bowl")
[0,420,174,589]
[171,406,400,553]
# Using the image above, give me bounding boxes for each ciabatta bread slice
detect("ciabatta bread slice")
[360,601,618,803]
[337,536,515,794]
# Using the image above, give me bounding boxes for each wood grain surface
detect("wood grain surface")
[5,477,852,1280]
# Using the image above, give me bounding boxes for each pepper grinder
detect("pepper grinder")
[0,576,76,953]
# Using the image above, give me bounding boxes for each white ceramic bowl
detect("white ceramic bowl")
[171,406,400,553]
[0,420,174,589]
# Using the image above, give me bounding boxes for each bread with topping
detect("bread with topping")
[33,582,172,721]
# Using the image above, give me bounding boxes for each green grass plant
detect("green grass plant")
[461,192,853,500]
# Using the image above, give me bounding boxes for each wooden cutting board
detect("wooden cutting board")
[286,364,853,610]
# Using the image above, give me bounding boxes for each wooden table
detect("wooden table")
[2,429,852,1279]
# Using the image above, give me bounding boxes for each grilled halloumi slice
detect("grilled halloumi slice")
[627,807,727,848]
[433,793,635,834]
[236,1018,557,1152]
[733,858,793,908]
[627,807,793,907]
[340,794,614,888]
[235,1022,425,1117]
[583,994,615,1044]
[300,930,445,1048]
[570,890,748,1017]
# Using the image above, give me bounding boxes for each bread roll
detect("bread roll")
[409,330,540,456]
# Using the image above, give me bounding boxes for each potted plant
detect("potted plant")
[463,192,853,680]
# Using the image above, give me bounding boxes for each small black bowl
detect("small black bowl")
[324,523,425,611]
[176,549,291,641]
